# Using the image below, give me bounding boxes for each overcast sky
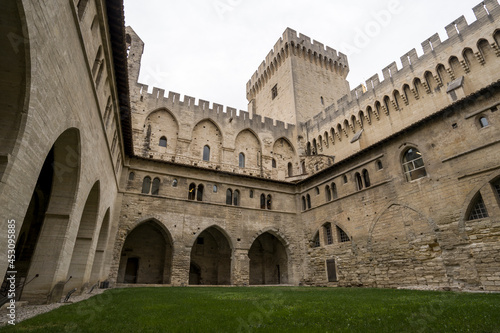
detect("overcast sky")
[124,0,483,111]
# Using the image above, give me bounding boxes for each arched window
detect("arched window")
[331,183,338,199]
[226,189,233,205]
[325,185,332,202]
[234,190,240,206]
[151,177,160,195]
[479,117,489,128]
[266,194,272,210]
[159,136,167,147]
[315,187,320,195]
[306,194,311,209]
[213,185,218,193]
[402,147,427,181]
[272,158,276,168]
[249,190,254,198]
[313,232,320,248]
[302,196,306,211]
[355,173,363,191]
[128,172,135,181]
[376,160,383,170]
[306,142,312,156]
[196,184,204,201]
[337,226,350,243]
[323,223,333,245]
[172,179,178,187]
[287,162,293,177]
[301,161,306,174]
[260,194,266,209]
[312,139,318,155]
[493,179,500,202]
[188,183,196,200]
[468,194,488,220]
[363,169,371,188]
[203,145,210,161]
[141,176,151,194]
[239,153,245,168]
[343,175,348,184]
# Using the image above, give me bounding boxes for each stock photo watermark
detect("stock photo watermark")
[340,0,403,56]
[5,219,17,325]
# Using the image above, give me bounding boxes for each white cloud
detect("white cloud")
[124,0,483,111]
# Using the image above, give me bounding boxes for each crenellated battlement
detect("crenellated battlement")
[303,0,500,135]
[136,83,296,135]
[246,27,349,98]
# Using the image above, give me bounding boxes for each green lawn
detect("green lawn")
[3,287,500,332]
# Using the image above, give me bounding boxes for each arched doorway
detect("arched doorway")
[189,227,232,285]
[13,128,81,303]
[117,220,173,284]
[0,0,30,183]
[249,232,288,285]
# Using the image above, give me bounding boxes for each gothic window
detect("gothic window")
[260,194,266,209]
[325,185,332,202]
[287,162,293,177]
[363,169,371,188]
[151,177,160,195]
[301,161,306,174]
[337,226,350,243]
[141,176,151,194]
[313,232,320,248]
[323,223,333,245]
[226,189,233,205]
[234,190,240,206]
[479,116,489,128]
[266,194,272,210]
[128,172,135,181]
[468,194,488,220]
[272,158,276,168]
[271,84,278,99]
[315,187,320,195]
[402,147,427,181]
[159,136,167,147]
[196,184,204,201]
[203,145,210,161]
[239,153,245,168]
[302,196,306,211]
[188,183,196,200]
[306,194,311,209]
[331,183,338,199]
[172,179,178,187]
[355,172,363,191]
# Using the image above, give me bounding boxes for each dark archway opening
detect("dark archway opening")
[249,232,288,285]
[118,221,172,284]
[189,227,231,285]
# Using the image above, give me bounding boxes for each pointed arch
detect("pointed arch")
[117,218,173,284]
[190,119,223,163]
[235,129,261,170]
[189,225,233,285]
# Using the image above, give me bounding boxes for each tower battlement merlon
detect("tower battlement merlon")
[246,27,350,99]
[316,0,500,113]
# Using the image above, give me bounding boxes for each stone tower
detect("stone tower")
[246,28,350,126]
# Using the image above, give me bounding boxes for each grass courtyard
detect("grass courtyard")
[3,287,500,332]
